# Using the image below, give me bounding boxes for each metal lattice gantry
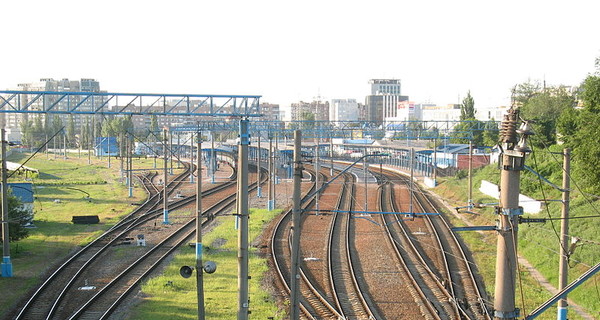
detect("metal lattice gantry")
[170,119,499,140]
[0,91,262,117]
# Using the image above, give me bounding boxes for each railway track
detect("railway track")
[12,159,268,320]
[379,180,456,319]
[271,168,345,319]
[379,168,491,319]
[271,161,490,319]
[407,174,491,319]
[66,183,239,319]
[327,172,378,319]
[13,164,196,320]
[272,167,383,319]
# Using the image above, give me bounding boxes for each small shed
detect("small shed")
[95,137,119,156]
[433,144,490,169]
[8,182,34,224]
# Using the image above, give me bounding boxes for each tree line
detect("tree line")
[457,57,600,194]
[19,113,160,152]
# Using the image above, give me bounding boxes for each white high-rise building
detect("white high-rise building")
[329,99,358,123]
[365,79,409,124]
[369,79,402,95]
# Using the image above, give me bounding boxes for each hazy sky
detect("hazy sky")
[2,0,599,109]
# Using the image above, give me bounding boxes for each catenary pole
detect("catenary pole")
[290,130,302,319]
[1,129,12,277]
[190,132,195,183]
[163,128,169,224]
[410,148,414,215]
[267,137,274,211]
[315,142,320,214]
[211,134,216,184]
[468,142,473,207]
[494,108,531,320]
[433,138,437,183]
[236,118,250,320]
[257,134,262,197]
[557,148,571,320]
[196,135,205,320]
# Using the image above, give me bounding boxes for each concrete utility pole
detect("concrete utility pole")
[190,132,195,183]
[177,133,181,169]
[211,134,216,184]
[410,148,414,215]
[120,134,124,179]
[63,133,67,160]
[315,143,320,214]
[129,138,134,198]
[128,138,133,198]
[557,148,571,320]
[494,108,532,320]
[330,138,334,176]
[107,137,111,168]
[363,150,368,212]
[163,128,169,224]
[290,130,303,320]
[1,129,13,277]
[433,138,437,183]
[468,142,473,207]
[257,134,262,198]
[236,119,250,320]
[195,135,205,320]
[267,137,274,211]
[169,130,174,175]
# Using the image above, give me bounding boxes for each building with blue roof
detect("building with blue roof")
[8,182,34,224]
[95,137,119,156]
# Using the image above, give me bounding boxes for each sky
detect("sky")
[1,0,599,111]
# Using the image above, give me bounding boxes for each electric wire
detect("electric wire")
[524,224,600,250]
[536,137,600,218]
[529,143,571,258]
[509,218,528,316]
[7,126,65,179]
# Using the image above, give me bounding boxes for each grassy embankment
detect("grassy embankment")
[434,146,599,320]
[0,151,151,316]
[126,208,285,319]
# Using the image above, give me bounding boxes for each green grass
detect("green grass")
[435,163,600,320]
[0,151,148,315]
[127,208,286,319]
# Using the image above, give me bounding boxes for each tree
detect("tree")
[0,192,30,242]
[460,91,476,120]
[66,115,76,147]
[482,119,499,146]
[451,120,484,146]
[19,119,33,146]
[52,114,63,134]
[557,62,600,193]
[100,116,135,155]
[150,114,159,135]
[512,81,542,106]
[452,91,486,146]
[511,80,575,147]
